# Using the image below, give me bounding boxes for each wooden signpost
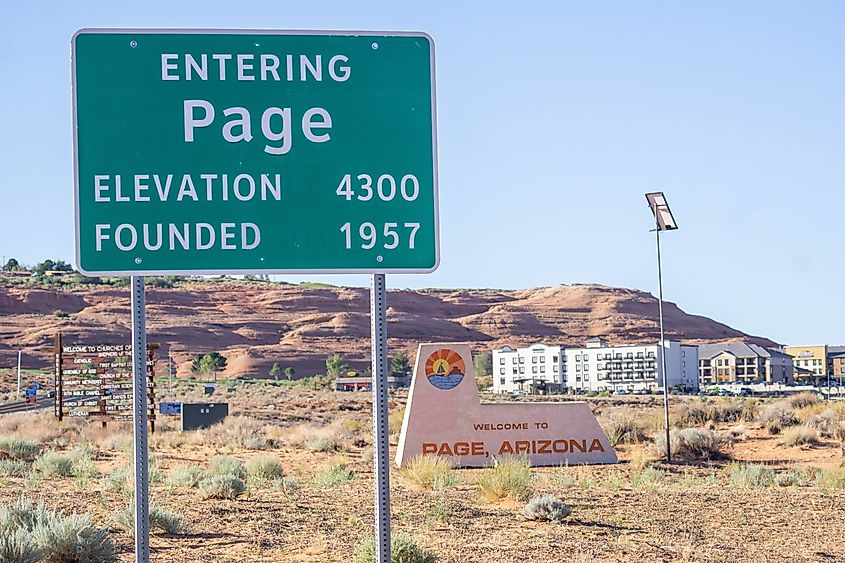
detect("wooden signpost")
[54,333,158,431]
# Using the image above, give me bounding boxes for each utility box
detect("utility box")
[180,403,228,432]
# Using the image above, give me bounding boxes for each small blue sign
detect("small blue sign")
[159,402,182,416]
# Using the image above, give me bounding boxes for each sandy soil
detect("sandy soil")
[1,386,844,563]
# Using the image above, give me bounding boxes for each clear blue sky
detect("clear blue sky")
[2,1,843,345]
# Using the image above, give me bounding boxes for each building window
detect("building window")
[513,368,517,375]
[499,378,505,385]
[500,368,505,375]
[553,365,558,372]
[512,358,517,364]
[519,357,524,364]
[575,354,581,361]
[499,358,505,365]
[552,356,558,362]
[532,356,538,364]
[532,366,537,374]
[540,356,546,363]
[540,366,546,373]
[519,367,525,374]
[583,354,590,361]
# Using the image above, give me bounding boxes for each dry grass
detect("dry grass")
[655,427,730,461]
[788,392,821,409]
[779,425,818,447]
[477,458,536,503]
[759,402,799,435]
[600,407,647,445]
[399,455,458,491]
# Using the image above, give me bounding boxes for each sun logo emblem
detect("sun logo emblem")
[424,349,466,390]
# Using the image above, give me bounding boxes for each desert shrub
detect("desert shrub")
[0,459,31,477]
[816,467,845,490]
[353,533,436,563]
[601,408,647,445]
[523,494,572,523]
[274,476,300,495]
[477,458,536,502]
[739,400,760,422]
[712,401,744,423]
[728,424,750,440]
[728,462,775,488]
[388,410,406,437]
[0,497,116,563]
[199,474,246,500]
[32,451,74,477]
[788,392,821,409]
[399,456,458,491]
[805,409,840,438]
[199,416,271,449]
[0,528,42,563]
[285,422,348,452]
[53,309,70,318]
[115,504,188,535]
[207,455,246,480]
[0,436,40,460]
[166,466,203,488]
[675,403,711,426]
[306,436,342,453]
[340,418,369,434]
[103,466,131,493]
[779,425,818,447]
[313,464,355,488]
[632,466,666,488]
[551,468,576,489]
[246,456,284,481]
[759,402,798,435]
[655,428,729,460]
[775,467,816,487]
[627,447,652,473]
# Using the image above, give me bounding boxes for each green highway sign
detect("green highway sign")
[72,29,439,275]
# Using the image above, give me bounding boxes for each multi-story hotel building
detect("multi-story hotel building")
[784,345,830,384]
[698,343,793,385]
[492,344,565,394]
[491,338,698,394]
[831,347,845,382]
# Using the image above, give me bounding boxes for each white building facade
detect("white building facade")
[492,338,699,394]
[492,344,565,394]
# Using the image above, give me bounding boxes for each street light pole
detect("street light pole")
[655,222,671,462]
[645,191,679,464]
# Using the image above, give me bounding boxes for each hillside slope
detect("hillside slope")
[0,280,776,378]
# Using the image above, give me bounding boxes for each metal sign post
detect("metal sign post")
[370,273,391,563]
[17,351,22,399]
[130,276,150,563]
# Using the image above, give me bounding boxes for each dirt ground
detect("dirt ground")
[1,381,844,563]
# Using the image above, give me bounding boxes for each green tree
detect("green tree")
[391,350,410,374]
[191,352,228,380]
[284,367,295,381]
[473,351,492,377]
[269,362,282,380]
[33,259,55,276]
[2,258,20,272]
[325,353,348,378]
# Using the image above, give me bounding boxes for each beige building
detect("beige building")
[784,345,829,384]
[699,343,793,385]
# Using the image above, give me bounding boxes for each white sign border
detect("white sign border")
[71,28,440,277]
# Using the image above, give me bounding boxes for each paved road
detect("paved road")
[0,396,54,415]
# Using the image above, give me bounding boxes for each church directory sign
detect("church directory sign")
[72,29,439,275]
[396,343,617,467]
[54,334,158,430]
